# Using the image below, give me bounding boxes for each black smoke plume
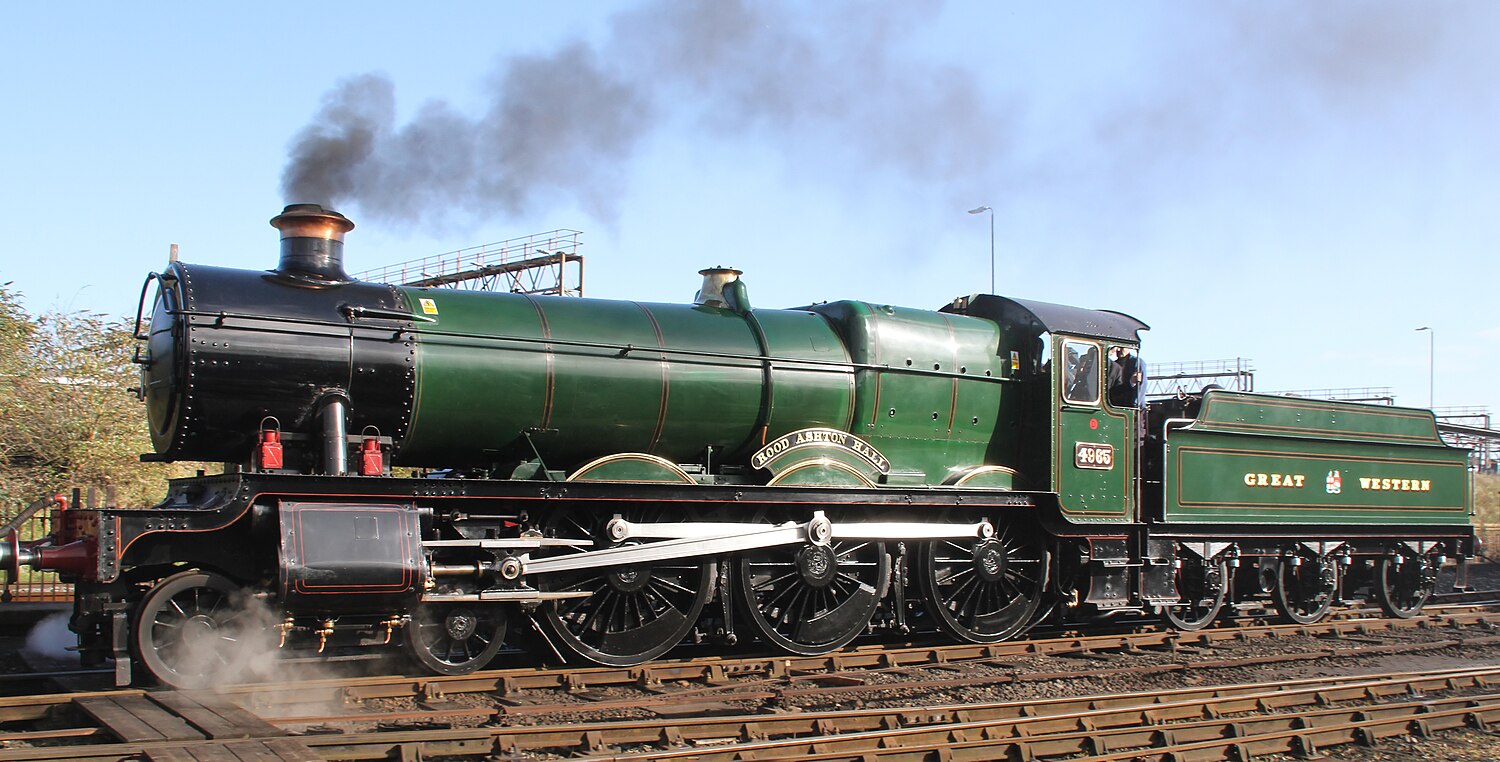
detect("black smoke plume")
[282,1,1492,229]
[281,1,1003,226]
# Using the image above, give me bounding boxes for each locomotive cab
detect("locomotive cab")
[941,294,1149,519]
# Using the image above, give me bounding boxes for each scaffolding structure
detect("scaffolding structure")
[353,229,584,296]
[1145,358,1255,398]
[1266,386,1396,405]
[1434,408,1497,469]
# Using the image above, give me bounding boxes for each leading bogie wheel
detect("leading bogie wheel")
[917,518,1049,643]
[534,506,713,666]
[1374,548,1437,619]
[404,604,508,675]
[132,569,272,689]
[736,510,890,656]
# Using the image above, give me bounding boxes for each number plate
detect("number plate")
[1074,442,1115,470]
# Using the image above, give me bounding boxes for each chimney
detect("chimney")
[270,203,355,284]
[694,267,743,308]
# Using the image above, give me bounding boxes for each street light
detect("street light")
[1415,326,1433,408]
[967,205,994,294]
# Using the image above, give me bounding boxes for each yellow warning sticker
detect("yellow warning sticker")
[419,298,439,316]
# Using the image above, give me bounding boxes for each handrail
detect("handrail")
[1,494,59,538]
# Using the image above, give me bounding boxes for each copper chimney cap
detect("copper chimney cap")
[269,204,355,284]
[270,203,354,241]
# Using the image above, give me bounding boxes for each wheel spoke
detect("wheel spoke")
[835,542,870,558]
[406,605,505,675]
[536,506,710,666]
[737,512,888,656]
[920,519,1047,644]
[752,568,801,592]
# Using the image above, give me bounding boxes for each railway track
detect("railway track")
[3,665,1498,760]
[229,605,1500,707]
[2,605,1500,759]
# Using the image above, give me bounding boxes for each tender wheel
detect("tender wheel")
[132,570,269,689]
[535,506,712,666]
[1374,548,1437,619]
[918,519,1048,643]
[404,604,507,675]
[1162,557,1229,631]
[736,511,890,655]
[1273,552,1339,625]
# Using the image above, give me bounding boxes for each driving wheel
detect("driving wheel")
[736,511,890,655]
[535,505,712,666]
[918,518,1048,643]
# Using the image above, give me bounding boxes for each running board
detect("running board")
[422,589,592,603]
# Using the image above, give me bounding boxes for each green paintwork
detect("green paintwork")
[396,287,855,472]
[353,276,1470,539]
[750,309,859,441]
[565,454,697,483]
[767,461,876,487]
[1164,391,1470,525]
[1190,393,1444,444]
[808,301,1008,483]
[393,287,1025,486]
[942,466,1017,489]
[1051,336,1136,522]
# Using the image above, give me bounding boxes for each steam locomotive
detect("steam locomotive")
[1,205,1476,688]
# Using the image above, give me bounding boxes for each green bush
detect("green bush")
[1,284,197,513]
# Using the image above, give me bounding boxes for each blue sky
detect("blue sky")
[3,2,1496,419]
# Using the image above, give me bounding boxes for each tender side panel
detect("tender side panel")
[1164,396,1470,526]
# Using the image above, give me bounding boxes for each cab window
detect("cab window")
[1107,345,1143,408]
[1062,339,1100,405]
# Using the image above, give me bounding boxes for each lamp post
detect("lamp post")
[967,205,994,294]
[1415,326,1433,408]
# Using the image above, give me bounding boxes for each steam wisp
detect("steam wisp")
[282,1,1492,229]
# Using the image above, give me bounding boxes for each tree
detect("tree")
[0,285,193,510]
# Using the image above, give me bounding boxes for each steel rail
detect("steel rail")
[241,608,1500,707]
[216,628,1500,726]
[0,606,1492,724]
[664,693,1500,762]
[6,665,1497,762]
[568,666,1500,761]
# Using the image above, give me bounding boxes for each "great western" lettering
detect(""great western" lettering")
[1243,473,1305,488]
[1357,477,1432,492]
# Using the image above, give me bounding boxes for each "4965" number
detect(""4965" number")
[1074,442,1114,470]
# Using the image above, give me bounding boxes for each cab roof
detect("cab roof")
[941,294,1149,343]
